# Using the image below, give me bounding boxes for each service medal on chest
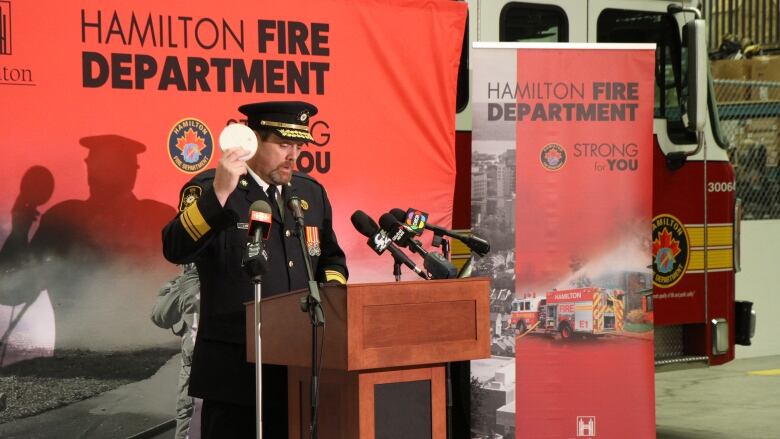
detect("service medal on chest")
[305,226,321,256]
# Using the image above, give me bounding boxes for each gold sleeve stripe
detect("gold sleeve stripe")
[185,204,211,239]
[325,270,347,285]
[179,212,200,241]
[180,203,210,241]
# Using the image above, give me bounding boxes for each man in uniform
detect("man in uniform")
[161,101,348,437]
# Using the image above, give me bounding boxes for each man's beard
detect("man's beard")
[268,163,294,185]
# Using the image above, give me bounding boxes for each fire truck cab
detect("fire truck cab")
[510,295,544,333]
[457,0,756,367]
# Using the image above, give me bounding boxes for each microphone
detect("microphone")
[248,200,273,242]
[378,213,457,280]
[379,213,425,255]
[286,184,306,228]
[391,208,491,257]
[350,210,428,280]
[243,200,273,278]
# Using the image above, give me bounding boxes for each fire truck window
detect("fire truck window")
[499,3,569,42]
[597,9,697,145]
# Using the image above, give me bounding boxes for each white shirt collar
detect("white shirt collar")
[245,166,283,195]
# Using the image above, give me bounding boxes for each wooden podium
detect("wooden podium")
[245,277,490,439]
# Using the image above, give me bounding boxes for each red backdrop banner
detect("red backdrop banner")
[0,0,465,361]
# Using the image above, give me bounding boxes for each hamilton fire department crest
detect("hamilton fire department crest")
[168,118,214,173]
[652,214,690,288]
[540,143,566,171]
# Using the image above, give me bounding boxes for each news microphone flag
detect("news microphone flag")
[404,208,428,236]
[249,207,272,240]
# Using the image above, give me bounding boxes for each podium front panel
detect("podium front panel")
[359,366,446,439]
[247,278,490,372]
[375,380,432,438]
[347,278,490,371]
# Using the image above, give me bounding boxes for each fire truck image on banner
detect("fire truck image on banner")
[512,288,625,340]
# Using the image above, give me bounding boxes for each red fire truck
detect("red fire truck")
[511,288,625,339]
[452,0,756,368]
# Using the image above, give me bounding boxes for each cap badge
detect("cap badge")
[299,111,309,123]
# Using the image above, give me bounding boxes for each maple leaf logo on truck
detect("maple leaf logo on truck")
[651,214,689,288]
[652,228,680,274]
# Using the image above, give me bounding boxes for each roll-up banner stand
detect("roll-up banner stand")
[470,43,656,439]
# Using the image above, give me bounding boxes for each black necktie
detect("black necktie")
[266,185,283,220]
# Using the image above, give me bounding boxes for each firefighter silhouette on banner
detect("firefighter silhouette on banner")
[0,135,176,363]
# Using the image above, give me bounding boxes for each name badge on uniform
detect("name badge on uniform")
[305,226,321,256]
[237,223,249,230]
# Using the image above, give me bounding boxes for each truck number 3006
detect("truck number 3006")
[708,181,736,193]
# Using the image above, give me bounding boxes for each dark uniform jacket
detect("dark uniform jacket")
[162,169,348,404]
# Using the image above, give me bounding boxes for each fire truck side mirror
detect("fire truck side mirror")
[685,18,708,134]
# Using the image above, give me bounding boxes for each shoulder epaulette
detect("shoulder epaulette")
[292,171,322,187]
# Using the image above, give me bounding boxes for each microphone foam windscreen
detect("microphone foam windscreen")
[389,208,406,222]
[350,210,379,237]
[378,213,400,233]
[249,199,273,214]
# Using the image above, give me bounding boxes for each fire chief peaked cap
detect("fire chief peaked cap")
[239,101,318,142]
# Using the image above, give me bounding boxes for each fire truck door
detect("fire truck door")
[547,304,558,328]
[574,302,592,332]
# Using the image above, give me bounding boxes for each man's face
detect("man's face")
[246,132,304,185]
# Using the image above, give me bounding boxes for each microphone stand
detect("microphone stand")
[288,193,325,439]
[252,271,264,439]
[431,230,450,259]
[392,259,402,282]
[243,231,267,439]
[437,235,453,439]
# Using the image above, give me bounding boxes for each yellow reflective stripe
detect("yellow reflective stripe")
[449,238,471,257]
[688,248,733,270]
[181,203,210,241]
[687,225,733,247]
[451,256,470,271]
[325,270,347,284]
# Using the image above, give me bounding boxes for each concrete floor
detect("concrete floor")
[21,353,769,439]
[145,355,780,439]
[656,355,780,439]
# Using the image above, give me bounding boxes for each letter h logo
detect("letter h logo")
[576,416,596,437]
[0,1,11,55]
